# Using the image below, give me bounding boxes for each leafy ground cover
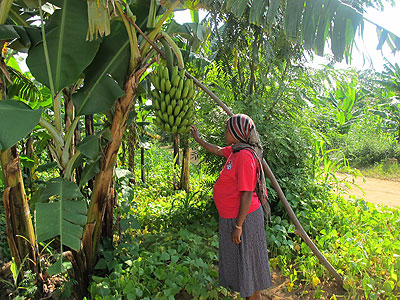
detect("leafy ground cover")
[87,147,400,300]
[1,146,399,299]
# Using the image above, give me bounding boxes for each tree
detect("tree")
[371,61,400,142]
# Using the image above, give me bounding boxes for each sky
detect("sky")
[174,2,400,72]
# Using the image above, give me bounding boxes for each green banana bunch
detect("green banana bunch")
[150,65,196,134]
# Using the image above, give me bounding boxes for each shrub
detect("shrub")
[332,116,400,167]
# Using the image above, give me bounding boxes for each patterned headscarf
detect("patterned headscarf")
[227,114,270,222]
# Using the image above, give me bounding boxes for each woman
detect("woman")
[190,114,272,300]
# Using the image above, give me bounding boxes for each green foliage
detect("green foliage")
[267,189,400,299]
[6,62,42,102]
[86,146,400,299]
[0,100,42,151]
[127,146,218,230]
[73,21,128,116]
[0,269,38,299]
[358,160,400,181]
[0,196,10,261]
[35,178,87,274]
[89,225,224,300]
[334,116,400,167]
[202,0,399,61]
[88,147,226,299]
[26,0,101,93]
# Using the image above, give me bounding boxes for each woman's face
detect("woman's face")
[225,127,238,145]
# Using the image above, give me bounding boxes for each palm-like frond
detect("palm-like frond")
[200,0,400,61]
[7,66,42,103]
[380,60,400,94]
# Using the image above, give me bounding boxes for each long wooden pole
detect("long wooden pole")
[185,72,344,288]
[136,26,344,288]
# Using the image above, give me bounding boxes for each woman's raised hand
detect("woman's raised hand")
[190,125,222,156]
[190,125,200,141]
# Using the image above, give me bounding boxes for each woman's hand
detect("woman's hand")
[231,227,242,244]
[190,125,200,141]
[189,124,223,156]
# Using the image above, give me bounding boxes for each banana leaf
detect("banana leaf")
[27,0,101,92]
[0,99,42,151]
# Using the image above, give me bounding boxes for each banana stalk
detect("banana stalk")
[140,0,180,57]
[146,0,157,28]
[159,38,174,71]
[64,151,81,180]
[160,31,184,68]
[39,118,64,147]
[38,0,56,98]
[0,0,14,24]
[115,2,139,72]
[61,117,80,169]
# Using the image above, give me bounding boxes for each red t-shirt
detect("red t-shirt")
[213,146,261,219]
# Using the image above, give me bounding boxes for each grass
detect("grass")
[358,160,400,181]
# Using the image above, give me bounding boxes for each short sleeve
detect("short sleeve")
[220,146,233,158]
[236,150,257,192]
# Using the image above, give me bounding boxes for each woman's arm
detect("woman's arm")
[190,125,224,156]
[231,191,253,244]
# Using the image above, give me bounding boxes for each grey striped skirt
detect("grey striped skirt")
[219,206,272,297]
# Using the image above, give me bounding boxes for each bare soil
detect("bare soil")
[339,174,400,208]
[261,269,346,300]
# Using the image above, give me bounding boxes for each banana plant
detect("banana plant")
[0,0,40,277]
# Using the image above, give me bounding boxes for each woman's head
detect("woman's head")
[226,114,256,145]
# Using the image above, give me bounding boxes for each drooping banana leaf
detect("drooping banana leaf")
[225,0,248,19]
[301,0,323,51]
[35,177,87,274]
[221,0,400,60]
[285,0,306,42]
[73,21,129,116]
[249,0,268,26]
[7,25,42,52]
[266,0,280,28]
[26,0,101,93]
[76,134,101,160]
[79,159,100,188]
[0,24,19,41]
[0,99,42,151]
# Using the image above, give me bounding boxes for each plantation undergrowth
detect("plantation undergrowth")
[1,147,399,299]
[86,147,400,300]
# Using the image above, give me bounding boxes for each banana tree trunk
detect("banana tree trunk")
[173,134,180,189]
[180,135,190,191]
[140,147,146,183]
[0,70,37,275]
[1,148,37,274]
[85,115,95,190]
[127,129,136,184]
[81,67,146,271]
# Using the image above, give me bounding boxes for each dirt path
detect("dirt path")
[338,174,400,208]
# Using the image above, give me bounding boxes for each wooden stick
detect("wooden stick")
[134,25,344,288]
[261,160,343,286]
[189,76,343,286]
